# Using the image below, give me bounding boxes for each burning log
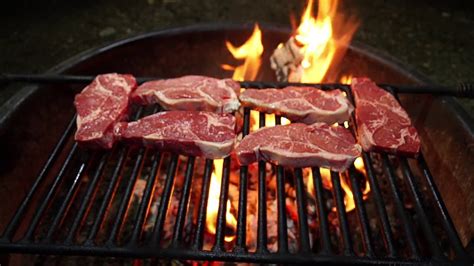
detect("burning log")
[270,37,305,82]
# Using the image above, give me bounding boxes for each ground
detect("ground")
[1,0,473,114]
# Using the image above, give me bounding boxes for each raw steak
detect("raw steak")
[351,77,420,156]
[239,86,353,124]
[115,111,236,159]
[74,73,137,149]
[235,123,361,171]
[131,75,240,113]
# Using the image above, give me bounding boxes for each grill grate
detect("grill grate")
[0,82,471,264]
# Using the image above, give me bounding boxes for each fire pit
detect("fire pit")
[0,21,473,265]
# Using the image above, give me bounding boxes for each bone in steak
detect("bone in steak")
[351,77,420,156]
[115,111,236,159]
[239,86,353,124]
[235,123,361,171]
[74,73,137,149]
[131,75,240,113]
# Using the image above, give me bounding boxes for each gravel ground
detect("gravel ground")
[1,0,473,114]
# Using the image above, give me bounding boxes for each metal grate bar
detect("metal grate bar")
[172,156,195,247]
[311,167,331,254]
[106,148,147,244]
[84,147,128,244]
[417,155,469,259]
[128,152,162,244]
[381,154,420,258]
[84,107,144,244]
[361,153,397,257]
[192,159,213,250]
[151,154,179,245]
[1,114,77,241]
[23,143,81,242]
[234,108,251,252]
[294,168,311,253]
[399,158,444,259]
[256,112,268,253]
[330,171,354,256]
[347,167,374,257]
[213,156,232,252]
[44,154,94,241]
[65,153,110,244]
[275,115,289,253]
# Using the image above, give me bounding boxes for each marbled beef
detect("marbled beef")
[352,77,420,156]
[235,123,361,171]
[115,111,236,159]
[74,73,137,149]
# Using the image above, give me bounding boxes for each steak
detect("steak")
[115,111,236,159]
[74,73,137,149]
[235,123,361,171]
[131,75,240,113]
[351,77,420,156]
[239,86,353,124]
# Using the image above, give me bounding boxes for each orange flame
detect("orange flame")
[221,24,263,81]
[206,159,238,242]
[339,74,353,85]
[250,112,291,132]
[294,0,358,83]
[307,157,370,213]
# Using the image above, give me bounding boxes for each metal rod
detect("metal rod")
[362,153,397,257]
[128,152,162,244]
[418,155,469,260]
[2,73,472,97]
[1,114,76,241]
[84,147,129,244]
[274,115,289,253]
[193,159,213,250]
[44,154,93,241]
[234,107,251,252]
[382,154,420,258]
[106,148,147,244]
[330,171,353,256]
[213,156,232,252]
[256,112,268,254]
[294,168,311,253]
[65,153,110,244]
[311,168,331,255]
[347,166,374,257]
[151,154,179,245]
[172,156,195,247]
[399,158,444,260]
[23,143,80,241]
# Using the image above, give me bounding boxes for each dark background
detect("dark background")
[1,0,473,113]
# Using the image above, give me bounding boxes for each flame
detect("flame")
[294,0,358,83]
[206,159,238,242]
[340,74,353,85]
[249,111,291,132]
[306,159,370,213]
[222,24,263,81]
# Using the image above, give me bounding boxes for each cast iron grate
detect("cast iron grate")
[0,81,470,264]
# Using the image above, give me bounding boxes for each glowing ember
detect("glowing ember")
[206,159,237,242]
[221,24,263,81]
[294,0,358,83]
